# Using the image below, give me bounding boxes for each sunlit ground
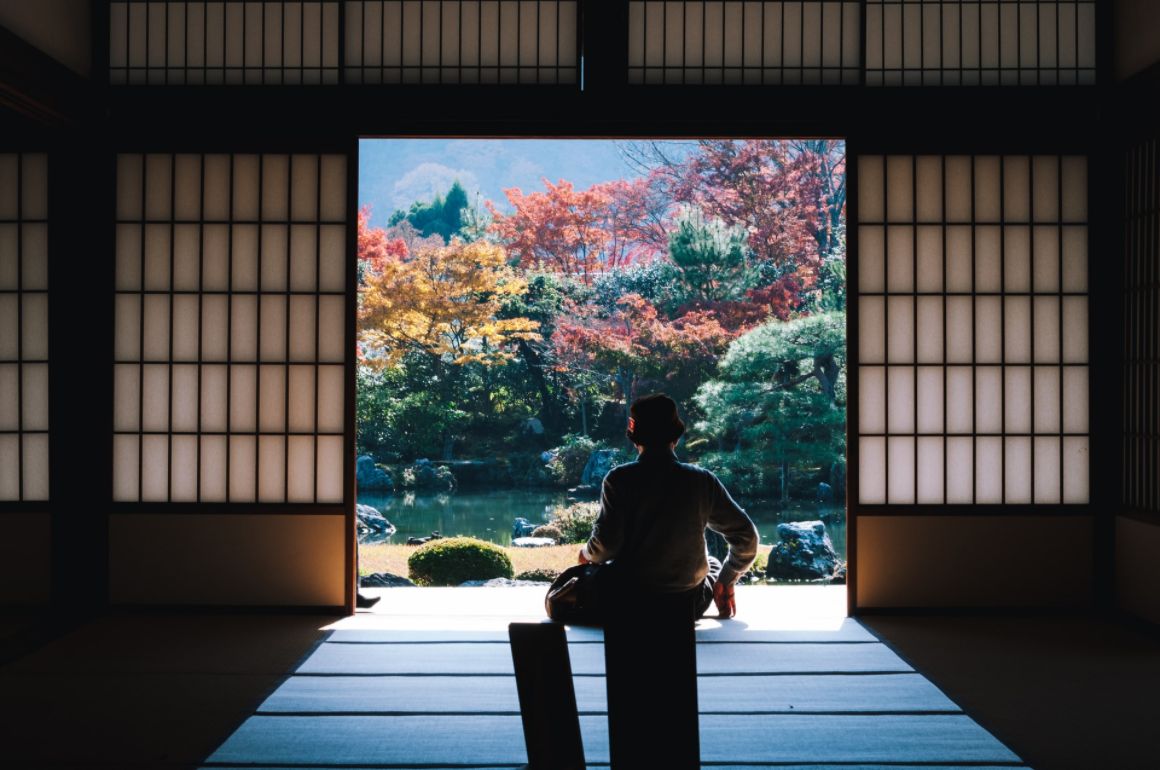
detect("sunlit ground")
[330,585,847,635]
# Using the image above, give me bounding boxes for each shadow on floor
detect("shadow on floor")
[0,612,333,769]
[863,614,1160,770]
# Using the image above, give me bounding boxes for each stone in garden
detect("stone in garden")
[816,482,834,503]
[524,417,545,435]
[406,531,443,545]
[356,503,396,534]
[356,455,394,492]
[581,449,620,487]
[360,572,414,587]
[512,517,538,539]
[765,520,842,581]
[512,537,556,548]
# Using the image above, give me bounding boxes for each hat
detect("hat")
[626,393,685,447]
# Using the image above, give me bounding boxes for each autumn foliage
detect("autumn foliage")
[357,140,846,468]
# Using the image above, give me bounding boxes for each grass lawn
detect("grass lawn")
[359,542,774,582]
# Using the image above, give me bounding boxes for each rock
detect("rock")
[360,572,415,587]
[402,461,457,491]
[704,528,729,562]
[512,537,556,548]
[566,484,599,501]
[356,503,395,535]
[459,578,552,587]
[356,455,394,492]
[524,417,545,435]
[765,520,843,582]
[540,450,556,464]
[512,517,538,539]
[406,531,444,546]
[580,449,619,487]
[816,482,834,503]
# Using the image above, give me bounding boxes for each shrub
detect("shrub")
[407,536,514,586]
[401,461,457,491]
[549,501,600,544]
[514,568,560,582]
[530,524,564,543]
[546,434,598,487]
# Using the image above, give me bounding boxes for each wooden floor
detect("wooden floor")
[203,586,1026,769]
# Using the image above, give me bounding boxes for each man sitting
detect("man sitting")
[578,393,759,618]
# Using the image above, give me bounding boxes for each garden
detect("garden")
[356,139,847,587]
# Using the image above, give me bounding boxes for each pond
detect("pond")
[357,488,846,561]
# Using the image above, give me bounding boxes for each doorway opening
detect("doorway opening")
[354,138,847,592]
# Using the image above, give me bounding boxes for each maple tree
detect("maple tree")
[358,238,541,367]
[488,178,668,284]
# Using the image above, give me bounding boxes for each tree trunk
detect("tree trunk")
[580,399,589,436]
[518,339,560,431]
[441,432,454,461]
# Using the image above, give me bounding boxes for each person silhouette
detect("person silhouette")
[578,393,759,619]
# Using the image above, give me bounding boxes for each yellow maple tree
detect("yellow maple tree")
[358,239,541,366]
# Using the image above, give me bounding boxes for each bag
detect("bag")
[545,562,612,626]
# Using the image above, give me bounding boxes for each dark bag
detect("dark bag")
[545,562,615,626]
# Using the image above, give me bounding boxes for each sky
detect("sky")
[358,138,695,227]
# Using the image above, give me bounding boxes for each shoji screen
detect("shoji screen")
[628,1,862,84]
[855,154,1094,608]
[0,153,51,604]
[110,153,349,608]
[346,1,579,84]
[109,1,343,84]
[864,0,1097,85]
[1118,137,1160,623]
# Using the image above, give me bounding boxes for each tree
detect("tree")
[358,205,409,273]
[359,238,541,367]
[388,181,472,243]
[694,312,846,503]
[552,293,733,430]
[667,206,754,304]
[488,178,669,284]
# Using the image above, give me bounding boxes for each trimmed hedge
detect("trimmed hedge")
[407,536,514,586]
[514,567,560,582]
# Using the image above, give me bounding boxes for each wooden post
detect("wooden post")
[603,590,700,769]
[509,622,586,770]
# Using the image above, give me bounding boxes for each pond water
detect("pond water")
[357,488,846,561]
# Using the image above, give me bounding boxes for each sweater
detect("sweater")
[580,447,760,591]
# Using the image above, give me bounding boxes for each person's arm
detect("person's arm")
[580,472,626,564]
[706,471,759,588]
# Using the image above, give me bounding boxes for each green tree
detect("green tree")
[694,312,846,503]
[667,206,754,303]
[388,181,471,243]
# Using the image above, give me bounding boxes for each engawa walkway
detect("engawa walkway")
[202,586,1026,769]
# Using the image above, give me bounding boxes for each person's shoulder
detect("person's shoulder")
[603,460,639,482]
[676,461,720,483]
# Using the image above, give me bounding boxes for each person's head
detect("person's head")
[626,393,685,451]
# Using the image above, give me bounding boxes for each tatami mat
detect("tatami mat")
[201,586,1025,768]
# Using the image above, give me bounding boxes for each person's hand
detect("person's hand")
[577,547,590,565]
[713,581,736,618]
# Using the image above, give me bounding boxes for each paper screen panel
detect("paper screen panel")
[113,153,348,504]
[629,1,862,85]
[0,154,49,502]
[865,1,1096,86]
[347,1,579,84]
[857,154,1089,504]
[110,2,342,85]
